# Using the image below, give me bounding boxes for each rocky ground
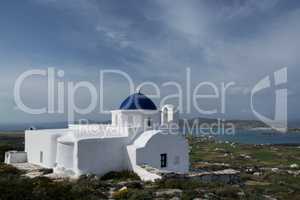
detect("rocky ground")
[1,132,300,199]
[189,136,300,200]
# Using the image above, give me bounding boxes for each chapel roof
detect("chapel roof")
[119,92,157,110]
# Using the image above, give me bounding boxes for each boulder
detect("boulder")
[290,163,299,169]
[253,172,262,176]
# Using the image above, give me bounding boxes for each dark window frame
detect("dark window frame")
[40,151,43,163]
[147,117,152,127]
[160,153,167,168]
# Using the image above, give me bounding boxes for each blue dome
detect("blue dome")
[120,93,157,110]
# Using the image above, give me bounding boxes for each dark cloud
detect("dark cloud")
[0,0,300,123]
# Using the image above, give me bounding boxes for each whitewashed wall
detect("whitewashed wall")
[25,130,65,168]
[111,110,161,128]
[126,145,161,181]
[73,137,128,176]
[136,134,189,173]
[56,142,74,170]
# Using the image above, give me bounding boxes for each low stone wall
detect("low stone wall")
[143,165,241,184]
[4,151,27,164]
[187,169,241,184]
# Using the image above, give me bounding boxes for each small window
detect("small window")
[160,153,167,168]
[40,151,43,163]
[147,117,152,127]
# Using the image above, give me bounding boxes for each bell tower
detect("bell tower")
[161,104,178,125]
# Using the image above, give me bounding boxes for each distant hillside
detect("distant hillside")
[179,118,267,130]
[0,122,68,131]
[1,118,299,131]
[0,120,112,131]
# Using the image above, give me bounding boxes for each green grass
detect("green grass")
[189,137,300,168]
[0,163,111,200]
[189,137,300,199]
[113,188,154,200]
[1,132,300,199]
[0,132,24,162]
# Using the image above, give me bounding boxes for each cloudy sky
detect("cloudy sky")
[0,0,299,124]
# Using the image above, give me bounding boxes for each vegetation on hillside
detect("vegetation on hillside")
[0,132,300,199]
[0,132,24,162]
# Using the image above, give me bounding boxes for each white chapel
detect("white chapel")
[6,93,189,181]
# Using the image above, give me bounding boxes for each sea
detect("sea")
[184,129,300,145]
